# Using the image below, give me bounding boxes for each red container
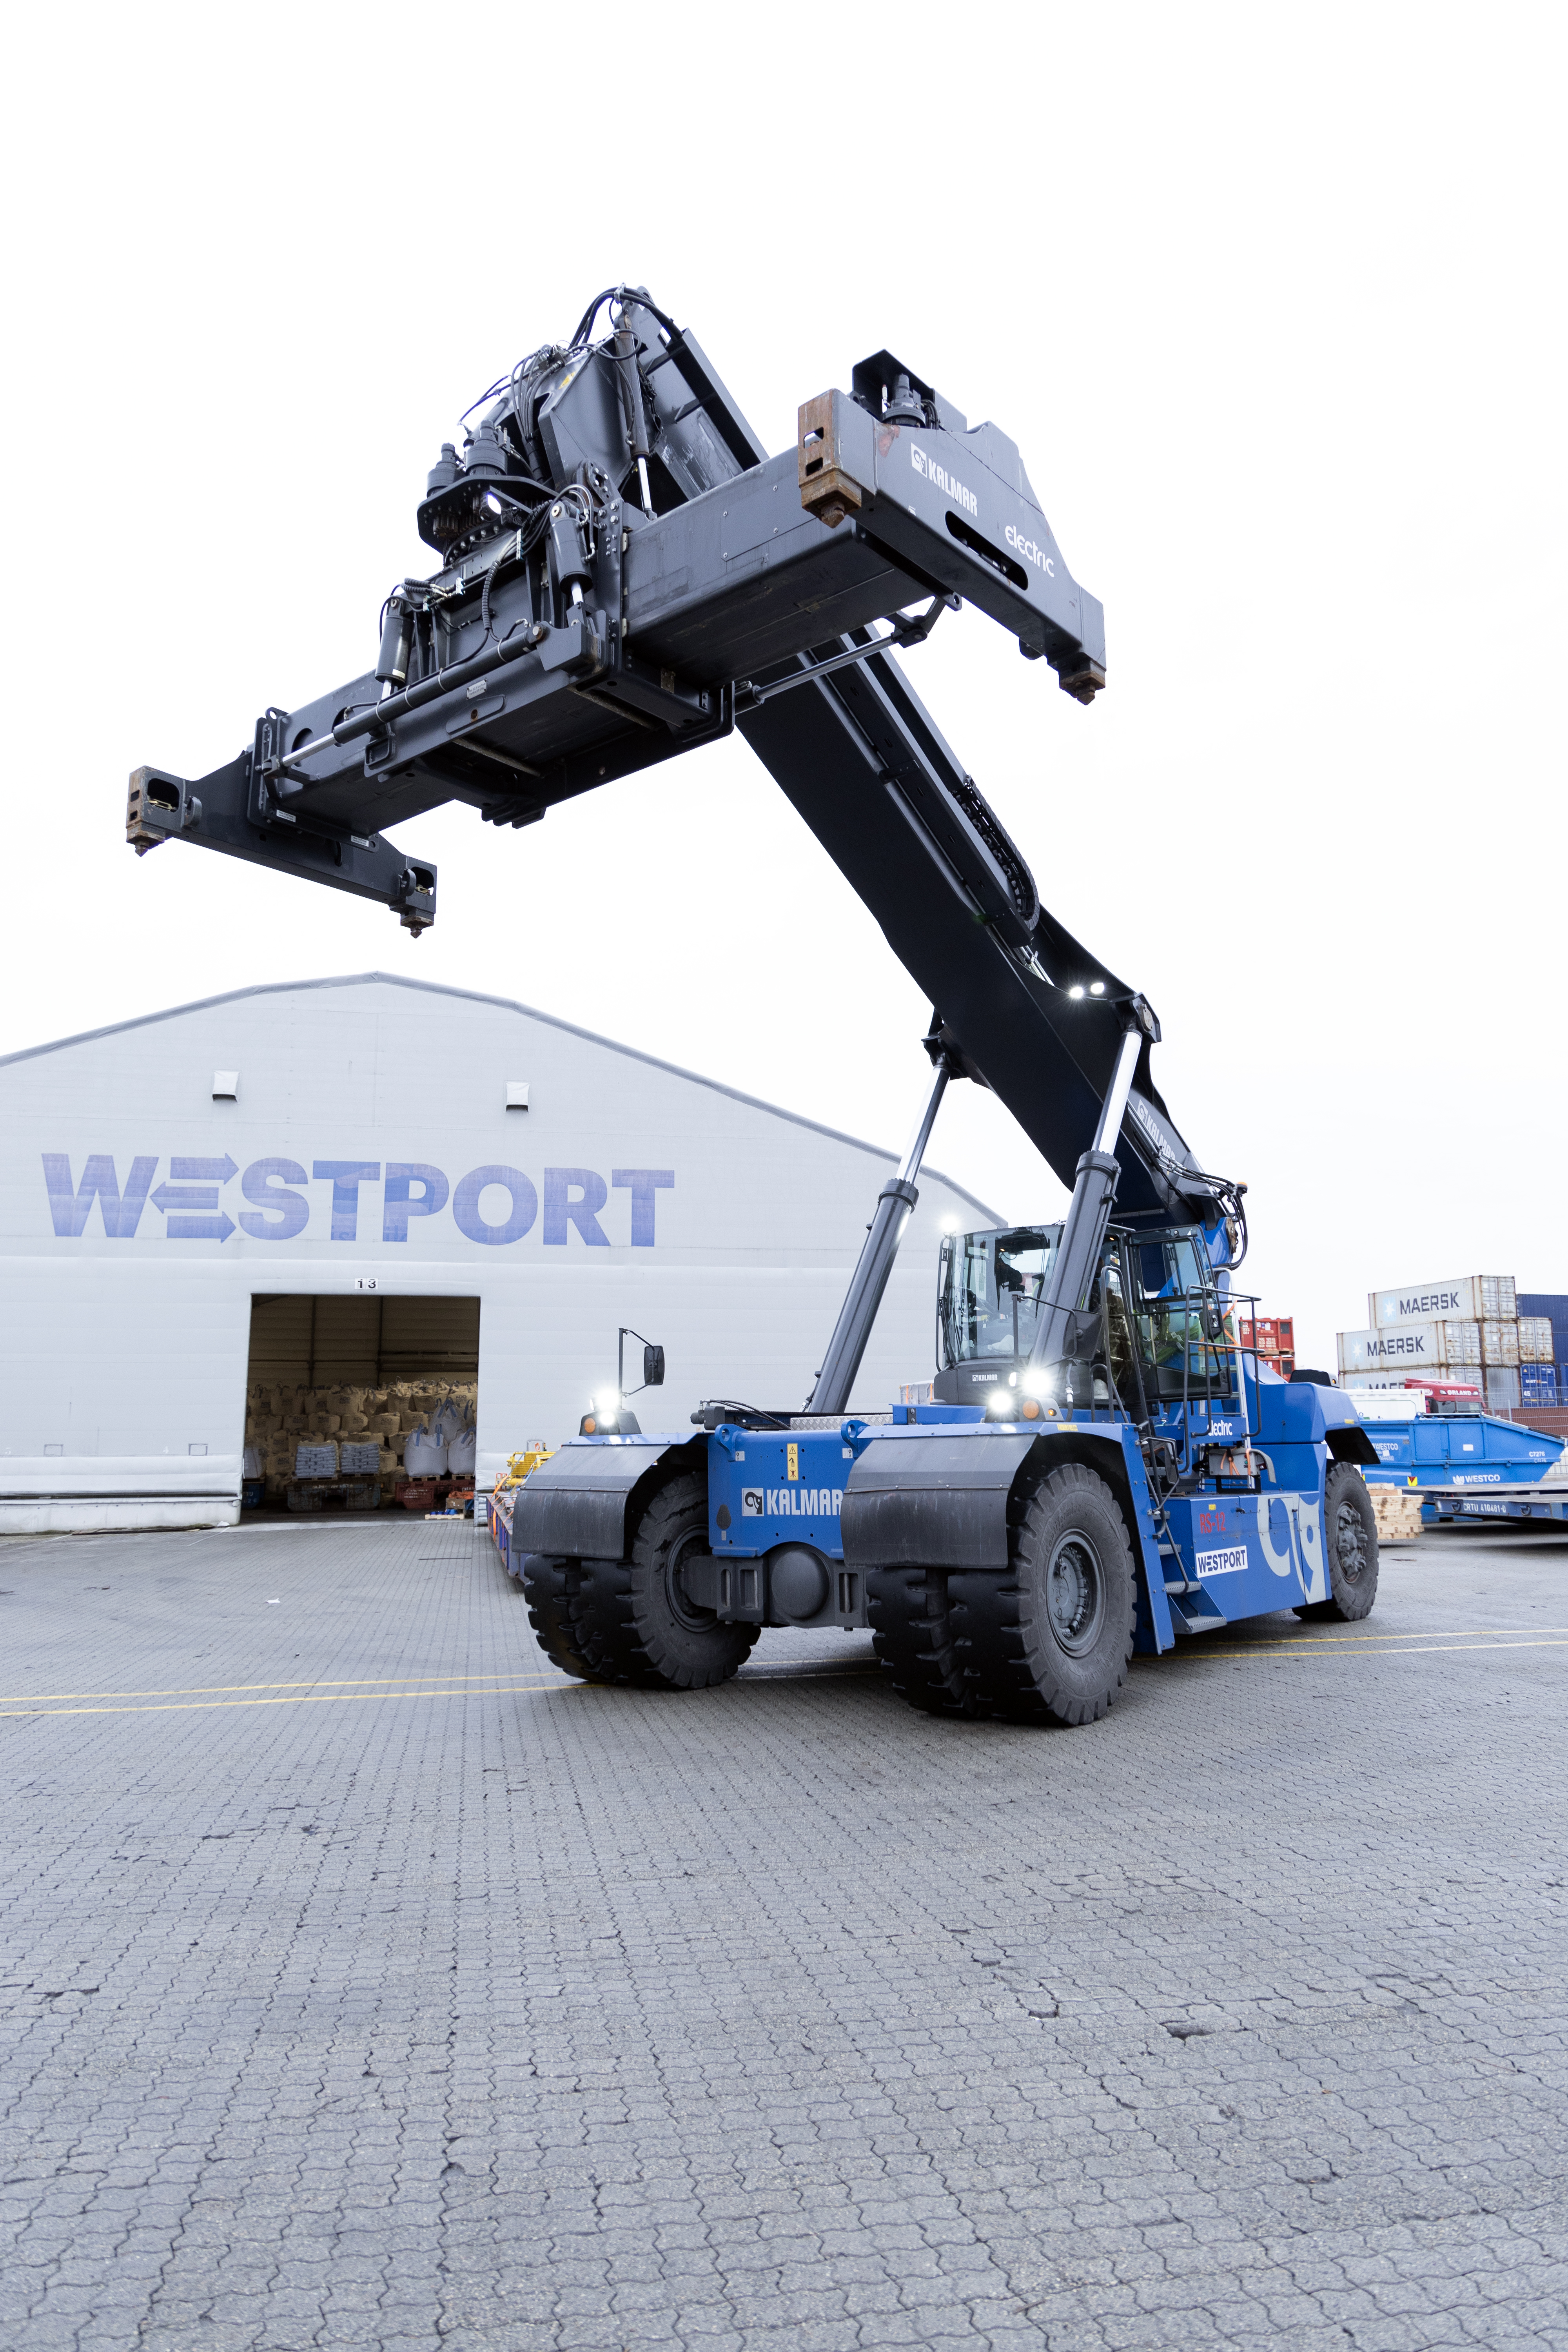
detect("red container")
[395,1479,439,1512]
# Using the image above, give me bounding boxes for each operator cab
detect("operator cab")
[931,1221,1236,1417]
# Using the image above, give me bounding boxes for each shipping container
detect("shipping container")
[1237,1314,1295,1366]
[1343,1373,1483,1402]
[1519,1316,1555,1364]
[1518,1293,1568,1369]
[1338,1319,1481,1372]
[1368,1276,1516,1329]
[1350,1388,1428,1421]
[1521,1363,1559,1405]
[1481,1318,1521,1367]
[1485,1366,1522,1413]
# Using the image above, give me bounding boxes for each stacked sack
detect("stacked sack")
[245,1379,479,1499]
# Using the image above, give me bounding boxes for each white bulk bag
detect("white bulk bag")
[446,1425,477,1476]
[404,1426,448,1479]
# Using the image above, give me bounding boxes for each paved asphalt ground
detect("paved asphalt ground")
[1,1515,1565,2352]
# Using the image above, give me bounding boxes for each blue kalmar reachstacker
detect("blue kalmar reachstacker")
[130,285,1385,1725]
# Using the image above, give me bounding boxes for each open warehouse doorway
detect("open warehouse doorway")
[243,1294,481,1514]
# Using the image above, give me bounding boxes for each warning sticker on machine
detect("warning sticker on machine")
[1195,1544,1249,1578]
[740,1488,764,1517]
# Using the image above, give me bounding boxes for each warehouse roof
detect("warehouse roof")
[0,971,1000,1218]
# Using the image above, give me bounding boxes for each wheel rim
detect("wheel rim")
[1335,1500,1368,1584]
[666,1528,717,1632]
[1045,1530,1105,1655]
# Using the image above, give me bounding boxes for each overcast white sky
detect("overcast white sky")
[2,3,1562,1367]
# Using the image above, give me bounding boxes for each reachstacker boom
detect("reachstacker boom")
[129,286,1381,1723]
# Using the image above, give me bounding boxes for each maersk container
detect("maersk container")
[1369,1276,1517,1328]
[1339,1319,1481,1373]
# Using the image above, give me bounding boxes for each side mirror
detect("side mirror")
[643,1344,665,1388]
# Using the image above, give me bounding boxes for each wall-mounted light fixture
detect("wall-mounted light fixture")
[213,1071,239,1101]
[506,1082,530,1111]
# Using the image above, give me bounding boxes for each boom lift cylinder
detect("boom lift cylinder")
[1024,1019,1147,1404]
[808,1052,955,1417]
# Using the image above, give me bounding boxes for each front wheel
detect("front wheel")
[867,1568,982,1716]
[954,1462,1137,1726]
[519,1554,612,1682]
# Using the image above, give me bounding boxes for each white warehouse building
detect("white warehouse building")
[0,973,996,1533]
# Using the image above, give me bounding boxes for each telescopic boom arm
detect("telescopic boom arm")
[127,287,1240,1249]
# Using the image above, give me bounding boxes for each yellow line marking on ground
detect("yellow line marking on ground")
[0,1670,581,1706]
[1204,1639,1568,1660]
[0,1666,886,1720]
[0,1680,576,1720]
[1201,1626,1568,1650]
[15,1626,1543,1711]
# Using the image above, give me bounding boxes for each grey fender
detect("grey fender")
[841,1428,1039,1570]
[511,1436,701,1560]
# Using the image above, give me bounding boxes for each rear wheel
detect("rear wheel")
[954,1462,1137,1726]
[1315,1462,1379,1620]
[576,1472,758,1689]
[867,1568,982,1716]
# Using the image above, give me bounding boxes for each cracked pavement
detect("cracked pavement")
[2,1515,1566,2349]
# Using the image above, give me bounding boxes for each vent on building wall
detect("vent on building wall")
[213,1071,239,1101]
[506,1082,530,1111]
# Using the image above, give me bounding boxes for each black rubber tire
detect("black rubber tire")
[1317,1462,1379,1620]
[519,1553,613,1682]
[575,1471,759,1690]
[867,1568,983,1716]
[951,1462,1137,1726]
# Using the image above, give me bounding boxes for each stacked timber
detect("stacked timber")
[1368,1487,1423,1543]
